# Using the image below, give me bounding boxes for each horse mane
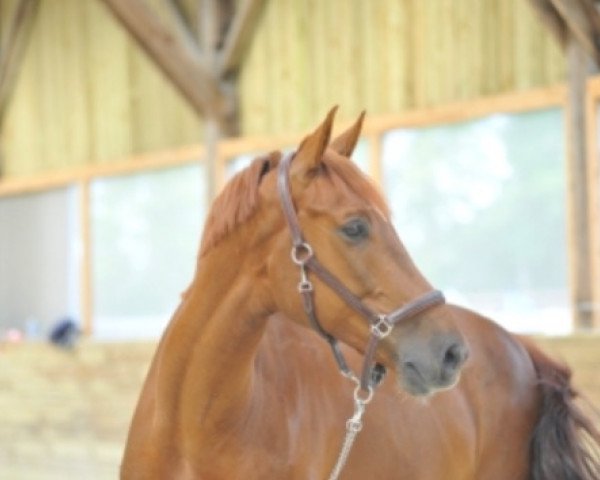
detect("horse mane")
[521,338,600,480]
[199,148,390,257]
[199,154,276,257]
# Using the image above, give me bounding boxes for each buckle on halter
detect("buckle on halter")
[371,315,393,339]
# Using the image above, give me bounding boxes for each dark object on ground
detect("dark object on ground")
[49,318,80,349]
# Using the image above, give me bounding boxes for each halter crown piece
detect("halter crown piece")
[277,151,445,479]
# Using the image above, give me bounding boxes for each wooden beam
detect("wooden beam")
[78,181,93,336]
[526,0,568,47]
[585,76,600,328]
[0,144,204,197]
[565,37,595,329]
[218,0,266,78]
[164,0,202,59]
[0,0,40,121]
[0,85,566,197]
[548,0,600,65]
[98,0,233,124]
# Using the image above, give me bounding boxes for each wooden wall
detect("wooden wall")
[0,0,201,179]
[239,0,566,135]
[0,0,565,179]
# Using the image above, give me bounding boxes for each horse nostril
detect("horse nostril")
[404,360,417,372]
[441,342,467,377]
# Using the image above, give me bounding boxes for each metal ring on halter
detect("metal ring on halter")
[353,384,374,405]
[371,314,393,339]
[291,242,314,265]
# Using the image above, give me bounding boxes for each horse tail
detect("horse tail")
[521,338,600,480]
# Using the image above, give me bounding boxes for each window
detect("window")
[91,164,207,339]
[0,187,80,340]
[382,108,568,334]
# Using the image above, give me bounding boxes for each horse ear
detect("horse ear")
[330,111,365,157]
[293,106,337,177]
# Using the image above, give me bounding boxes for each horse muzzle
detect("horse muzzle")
[397,333,469,396]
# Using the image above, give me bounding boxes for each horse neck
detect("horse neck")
[154,237,273,437]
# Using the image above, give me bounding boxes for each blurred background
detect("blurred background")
[1,0,599,478]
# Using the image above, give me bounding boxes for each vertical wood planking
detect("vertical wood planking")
[499,0,515,91]
[84,0,134,164]
[386,1,409,112]
[62,0,92,170]
[238,0,269,135]
[3,0,43,177]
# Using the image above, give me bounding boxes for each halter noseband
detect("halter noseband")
[277,151,445,392]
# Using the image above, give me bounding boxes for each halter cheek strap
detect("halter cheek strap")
[277,151,445,392]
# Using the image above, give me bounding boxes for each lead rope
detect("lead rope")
[292,244,375,480]
[327,383,373,480]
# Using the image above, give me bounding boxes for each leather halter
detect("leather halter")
[277,151,446,392]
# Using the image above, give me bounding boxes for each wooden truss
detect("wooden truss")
[99,0,265,136]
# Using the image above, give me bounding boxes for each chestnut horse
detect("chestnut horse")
[122,109,600,479]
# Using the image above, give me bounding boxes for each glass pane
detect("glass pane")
[382,108,568,334]
[0,187,80,340]
[353,138,370,174]
[91,164,207,339]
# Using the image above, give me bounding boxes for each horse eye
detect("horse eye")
[339,218,370,242]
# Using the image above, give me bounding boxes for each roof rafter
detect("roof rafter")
[164,0,203,60]
[99,0,233,125]
[527,0,568,47]
[529,0,600,65]
[218,0,266,78]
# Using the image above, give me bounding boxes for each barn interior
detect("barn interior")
[1,0,599,478]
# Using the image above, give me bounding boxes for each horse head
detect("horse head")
[201,108,468,397]
[261,108,468,396]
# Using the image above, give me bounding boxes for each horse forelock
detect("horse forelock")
[321,150,391,220]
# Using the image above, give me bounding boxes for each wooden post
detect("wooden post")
[204,118,221,204]
[587,78,600,329]
[565,36,595,329]
[199,0,231,203]
[529,0,600,329]
[78,180,93,336]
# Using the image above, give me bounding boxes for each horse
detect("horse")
[121,108,600,479]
